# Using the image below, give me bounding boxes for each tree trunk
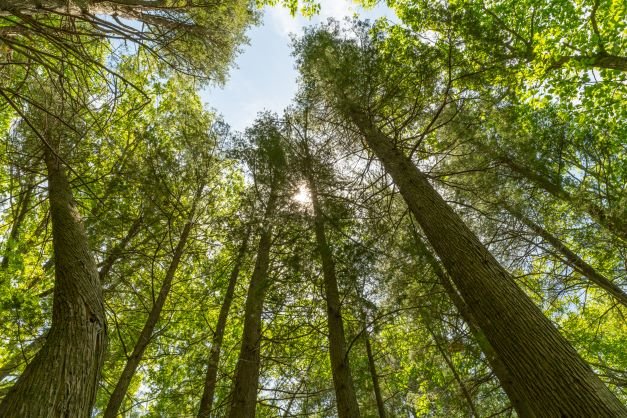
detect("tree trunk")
[306,175,362,418]
[363,322,386,418]
[494,151,626,241]
[410,229,531,416]
[103,186,201,418]
[197,227,251,418]
[505,204,627,307]
[0,149,107,417]
[228,190,278,418]
[1,180,34,270]
[350,110,627,417]
[99,215,143,283]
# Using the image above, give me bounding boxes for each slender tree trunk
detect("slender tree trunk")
[0,149,107,417]
[505,204,627,307]
[350,110,627,417]
[494,151,626,241]
[307,178,361,418]
[99,215,143,283]
[411,229,530,416]
[362,321,386,418]
[197,227,251,418]
[103,186,202,418]
[1,180,34,270]
[551,53,627,72]
[427,325,478,417]
[228,190,278,418]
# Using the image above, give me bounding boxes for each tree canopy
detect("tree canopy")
[0,0,625,417]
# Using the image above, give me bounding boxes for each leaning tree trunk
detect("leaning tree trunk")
[197,227,251,418]
[492,150,627,242]
[0,148,107,417]
[410,228,533,416]
[306,173,361,418]
[350,110,627,417]
[103,186,202,418]
[503,204,627,307]
[228,190,278,418]
[1,179,34,270]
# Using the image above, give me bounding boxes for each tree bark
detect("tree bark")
[350,110,627,417]
[307,177,361,418]
[197,227,251,418]
[0,149,107,417]
[363,322,386,418]
[103,186,201,418]
[505,204,627,307]
[228,189,278,418]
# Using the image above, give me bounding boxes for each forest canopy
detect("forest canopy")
[0,0,625,417]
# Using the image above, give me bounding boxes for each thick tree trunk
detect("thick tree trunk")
[197,227,251,418]
[505,204,627,307]
[351,110,627,417]
[363,323,386,418]
[228,190,278,418]
[103,186,201,418]
[0,149,107,417]
[308,181,361,418]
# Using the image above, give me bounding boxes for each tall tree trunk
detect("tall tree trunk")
[493,151,626,241]
[305,175,361,418]
[504,204,627,307]
[197,227,251,418]
[99,215,143,283]
[350,110,627,417]
[0,149,107,417]
[410,229,531,416]
[228,190,278,418]
[427,325,478,417]
[1,180,34,270]
[362,319,386,418]
[103,186,201,418]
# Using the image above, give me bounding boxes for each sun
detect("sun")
[292,183,312,206]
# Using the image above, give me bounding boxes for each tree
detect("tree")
[295,22,627,416]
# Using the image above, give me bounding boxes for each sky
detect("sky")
[201,1,396,132]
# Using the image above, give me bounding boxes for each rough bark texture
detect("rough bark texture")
[308,177,361,418]
[0,149,107,417]
[228,190,278,418]
[505,205,627,307]
[197,228,250,418]
[363,325,386,418]
[103,187,201,418]
[351,110,627,417]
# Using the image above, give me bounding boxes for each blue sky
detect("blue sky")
[201,1,396,132]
